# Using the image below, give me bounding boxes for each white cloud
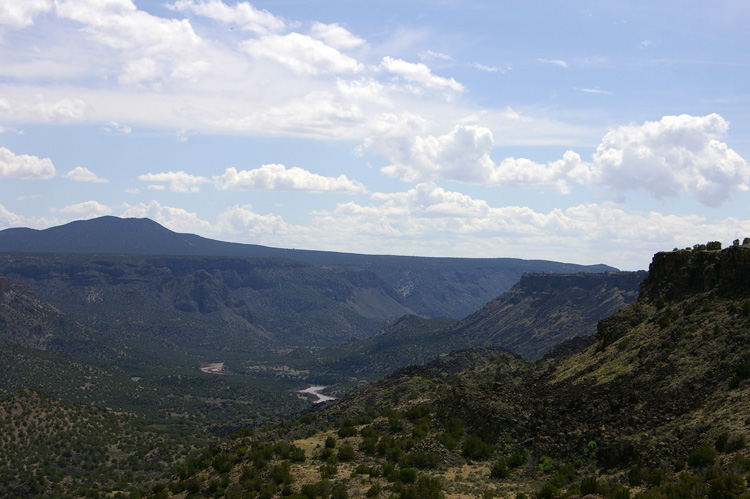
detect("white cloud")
[472,62,500,73]
[0,0,52,28]
[306,183,750,269]
[213,79,405,139]
[580,87,613,95]
[242,33,363,75]
[640,40,653,49]
[65,166,108,183]
[537,58,568,68]
[309,22,365,50]
[419,51,452,62]
[377,125,584,192]
[375,114,749,206]
[169,0,285,34]
[33,97,87,122]
[216,204,294,237]
[120,200,214,234]
[381,57,464,92]
[55,0,208,86]
[588,114,749,206]
[0,203,58,229]
[138,171,209,193]
[215,164,367,194]
[57,200,112,217]
[103,121,132,133]
[0,147,56,179]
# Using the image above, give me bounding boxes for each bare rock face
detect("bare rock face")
[641,244,750,303]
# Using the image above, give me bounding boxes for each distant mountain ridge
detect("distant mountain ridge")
[303,270,645,380]
[0,216,619,320]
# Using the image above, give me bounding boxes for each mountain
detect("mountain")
[442,270,647,359]
[0,216,618,320]
[157,243,750,499]
[300,270,646,381]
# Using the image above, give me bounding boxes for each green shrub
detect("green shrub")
[462,434,494,460]
[338,426,357,438]
[491,458,509,479]
[688,445,717,468]
[538,456,556,473]
[535,482,558,499]
[337,445,355,462]
[508,448,529,469]
[580,477,598,496]
[366,484,381,498]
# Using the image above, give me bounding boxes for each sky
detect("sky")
[0,0,749,270]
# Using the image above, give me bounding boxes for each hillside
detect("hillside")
[298,271,645,382]
[0,216,617,320]
[156,243,750,498]
[443,270,647,359]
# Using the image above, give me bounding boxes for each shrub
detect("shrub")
[508,448,529,469]
[399,476,443,499]
[331,483,348,499]
[491,458,509,479]
[585,440,598,460]
[462,434,494,460]
[337,444,355,462]
[580,476,598,495]
[535,482,558,499]
[319,463,337,479]
[402,451,440,470]
[708,473,744,499]
[688,445,717,468]
[338,426,357,438]
[538,456,556,473]
[366,484,381,498]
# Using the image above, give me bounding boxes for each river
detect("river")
[298,385,336,404]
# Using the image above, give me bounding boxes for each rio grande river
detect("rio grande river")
[298,385,335,404]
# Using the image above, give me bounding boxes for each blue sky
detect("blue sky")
[1,0,749,270]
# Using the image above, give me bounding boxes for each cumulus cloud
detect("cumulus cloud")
[375,114,749,206]
[138,171,209,193]
[381,57,464,92]
[57,200,112,217]
[65,166,108,183]
[55,0,208,86]
[588,114,749,206]
[215,165,367,194]
[309,22,365,50]
[242,33,363,75]
[0,204,58,230]
[120,200,214,234]
[169,0,285,34]
[216,204,294,237]
[0,0,53,28]
[377,125,584,192]
[0,147,56,179]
